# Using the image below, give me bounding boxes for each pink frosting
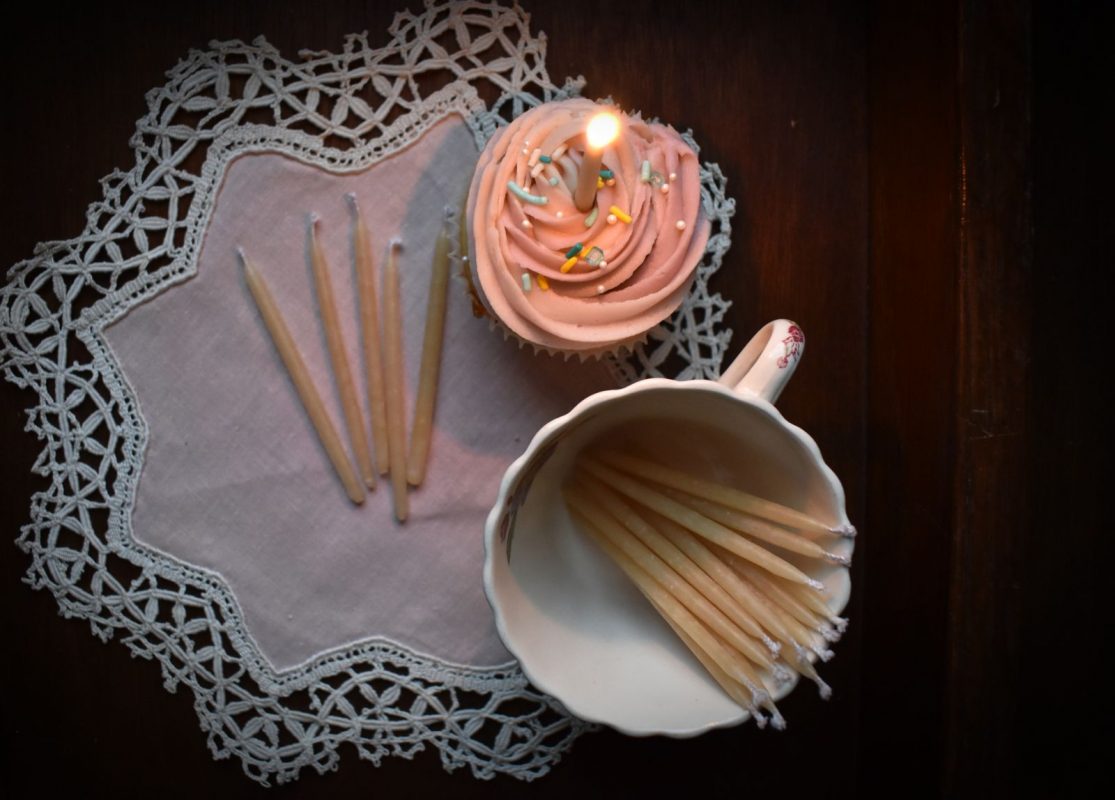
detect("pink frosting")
[467,98,710,354]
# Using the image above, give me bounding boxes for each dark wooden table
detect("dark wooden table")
[2,1,1106,796]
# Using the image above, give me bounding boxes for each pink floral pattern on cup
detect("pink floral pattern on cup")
[777,324,805,369]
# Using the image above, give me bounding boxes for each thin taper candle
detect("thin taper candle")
[407,218,452,486]
[308,214,375,489]
[238,249,365,504]
[573,111,620,212]
[382,240,409,522]
[347,194,390,476]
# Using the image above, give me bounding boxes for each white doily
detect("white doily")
[0,0,734,786]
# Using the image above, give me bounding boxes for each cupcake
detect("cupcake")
[466,98,710,356]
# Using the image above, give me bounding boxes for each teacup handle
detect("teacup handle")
[717,319,805,405]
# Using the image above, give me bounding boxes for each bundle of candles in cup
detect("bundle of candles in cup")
[564,449,855,729]
[238,196,453,522]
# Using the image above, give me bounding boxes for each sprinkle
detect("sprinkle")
[521,219,533,229]
[549,176,560,186]
[596,284,605,294]
[536,273,549,291]
[530,162,545,179]
[599,169,614,179]
[660,183,670,194]
[584,246,605,267]
[539,154,553,164]
[584,206,599,226]
[560,255,578,273]
[527,148,541,167]
[521,273,532,292]
[521,148,529,155]
[640,160,651,182]
[608,205,632,224]
[599,260,607,268]
[552,144,568,160]
[675,220,687,230]
[669,172,677,181]
[606,214,618,225]
[649,170,666,188]
[597,177,605,189]
[556,211,564,219]
[565,242,584,258]
[606,178,616,187]
[507,181,548,205]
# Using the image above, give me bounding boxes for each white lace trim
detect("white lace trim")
[1,0,734,786]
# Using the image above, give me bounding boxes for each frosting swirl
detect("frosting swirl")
[467,98,710,354]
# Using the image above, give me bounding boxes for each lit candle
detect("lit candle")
[309,215,376,489]
[382,240,409,522]
[238,249,365,505]
[573,111,620,212]
[407,221,452,486]
[347,195,390,477]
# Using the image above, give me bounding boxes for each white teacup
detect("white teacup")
[482,320,854,736]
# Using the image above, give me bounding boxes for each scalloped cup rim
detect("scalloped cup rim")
[481,377,852,737]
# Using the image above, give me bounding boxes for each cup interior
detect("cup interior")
[485,381,852,735]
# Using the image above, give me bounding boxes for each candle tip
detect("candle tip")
[825,551,852,567]
[815,677,833,700]
[389,237,403,251]
[308,211,320,228]
[344,192,359,213]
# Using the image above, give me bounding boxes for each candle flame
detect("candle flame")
[586,112,620,150]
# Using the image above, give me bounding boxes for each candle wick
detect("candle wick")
[344,192,360,215]
[235,246,247,263]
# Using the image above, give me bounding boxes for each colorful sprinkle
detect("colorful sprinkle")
[537,273,550,290]
[675,220,687,230]
[599,169,614,179]
[606,178,616,187]
[539,154,553,164]
[584,246,605,267]
[556,211,564,219]
[599,260,608,268]
[669,172,677,181]
[640,160,651,182]
[596,285,605,295]
[521,273,532,292]
[649,170,666,188]
[549,176,560,186]
[606,213,618,225]
[609,205,632,224]
[527,148,541,167]
[584,206,599,226]
[565,242,584,258]
[560,255,579,273]
[507,181,548,205]
[660,183,670,194]
[521,219,533,229]
[597,176,605,189]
